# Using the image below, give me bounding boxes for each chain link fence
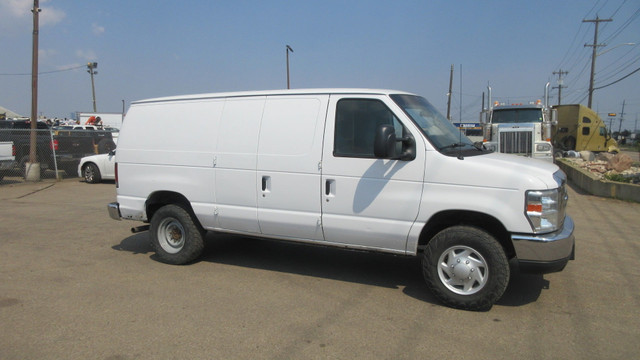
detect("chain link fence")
[1,121,117,184]
[0,127,69,182]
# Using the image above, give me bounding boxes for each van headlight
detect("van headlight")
[525,187,567,233]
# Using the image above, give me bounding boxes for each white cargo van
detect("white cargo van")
[108,89,574,310]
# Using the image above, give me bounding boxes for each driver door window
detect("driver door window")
[334,99,404,158]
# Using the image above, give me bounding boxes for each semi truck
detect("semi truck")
[552,104,619,154]
[480,83,556,162]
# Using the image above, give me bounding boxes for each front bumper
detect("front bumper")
[512,215,575,273]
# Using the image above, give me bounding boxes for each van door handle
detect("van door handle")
[325,179,335,197]
[262,176,271,192]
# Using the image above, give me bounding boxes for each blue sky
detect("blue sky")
[1,0,639,131]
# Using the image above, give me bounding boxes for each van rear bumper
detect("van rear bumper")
[511,215,575,274]
[108,202,121,220]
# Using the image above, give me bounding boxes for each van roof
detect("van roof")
[132,88,416,105]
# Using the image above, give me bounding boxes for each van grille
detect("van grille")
[499,130,532,155]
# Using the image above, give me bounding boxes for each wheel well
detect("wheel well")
[418,210,515,259]
[145,191,202,228]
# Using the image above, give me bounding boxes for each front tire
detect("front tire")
[422,226,509,311]
[150,204,205,265]
[83,163,101,183]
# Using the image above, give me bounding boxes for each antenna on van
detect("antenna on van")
[458,125,464,160]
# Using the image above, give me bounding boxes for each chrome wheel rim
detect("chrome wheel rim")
[157,217,185,254]
[84,166,94,182]
[437,245,488,295]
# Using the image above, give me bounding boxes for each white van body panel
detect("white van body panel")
[116,99,223,223]
[417,151,558,234]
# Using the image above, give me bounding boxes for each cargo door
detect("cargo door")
[256,95,328,240]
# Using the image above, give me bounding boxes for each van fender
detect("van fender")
[144,191,204,231]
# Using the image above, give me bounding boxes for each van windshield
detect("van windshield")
[390,94,482,155]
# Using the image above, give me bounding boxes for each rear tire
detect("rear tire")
[563,136,576,151]
[150,204,205,265]
[422,226,510,311]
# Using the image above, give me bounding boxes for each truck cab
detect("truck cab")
[480,84,556,162]
[552,104,619,153]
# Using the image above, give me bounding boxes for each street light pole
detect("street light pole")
[286,45,293,89]
[87,62,98,112]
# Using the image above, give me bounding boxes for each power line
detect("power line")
[594,66,640,89]
[0,64,85,76]
[596,51,640,83]
[601,7,640,44]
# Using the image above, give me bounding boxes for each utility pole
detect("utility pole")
[87,62,98,112]
[27,0,41,181]
[583,16,612,108]
[286,45,293,89]
[459,64,462,122]
[618,100,626,134]
[446,64,453,120]
[553,69,568,105]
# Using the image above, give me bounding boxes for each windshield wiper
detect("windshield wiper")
[439,142,469,151]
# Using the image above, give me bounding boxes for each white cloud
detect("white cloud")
[38,48,58,60]
[40,5,66,27]
[1,0,31,15]
[0,0,65,29]
[92,23,105,35]
[76,49,97,61]
[56,63,83,71]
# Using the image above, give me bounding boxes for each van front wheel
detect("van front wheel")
[150,204,205,265]
[422,226,509,311]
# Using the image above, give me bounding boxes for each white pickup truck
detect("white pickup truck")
[0,141,15,181]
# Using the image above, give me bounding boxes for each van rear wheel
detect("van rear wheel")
[150,204,205,265]
[422,226,509,311]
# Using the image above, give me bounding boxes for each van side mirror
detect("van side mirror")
[374,124,416,161]
[374,124,397,158]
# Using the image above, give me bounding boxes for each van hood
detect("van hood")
[426,151,563,190]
